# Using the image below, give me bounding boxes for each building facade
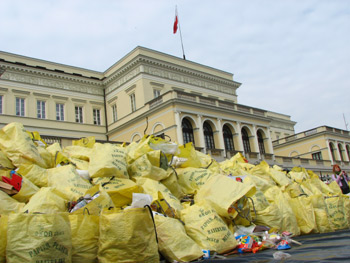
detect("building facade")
[273,126,350,177]
[4,46,344,176]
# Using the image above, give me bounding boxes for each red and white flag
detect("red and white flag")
[173,8,178,34]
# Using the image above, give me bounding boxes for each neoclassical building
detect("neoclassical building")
[1,46,348,175]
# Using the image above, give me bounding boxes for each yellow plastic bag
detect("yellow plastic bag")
[70,157,90,170]
[161,169,185,200]
[128,150,169,181]
[98,207,159,263]
[92,176,143,208]
[63,145,92,161]
[0,150,14,169]
[0,190,24,214]
[136,177,183,217]
[69,212,99,263]
[324,195,349,230]
[36,146,54,168]
[26,130,48,147]
[6,212,72,263]
[243,173,274,193]
[125,135,154,165]
[177,142,202,168]
[284,182,305,198]
[176,167,214,195]
[180,201,237,254]
[328,181,343,195]
[265,186,300,235]
[343,196,350,227]
[72,136,95,148]
[72,184,114,215]
[253,202,283,231]
[195,175,256,219]
[310,194,333,233]
[0,122,47,168]
[48,164,92,201]
[89,143,128,179]
[249,161,276,186]
[17,163,48,188]
[250,190,270,212]
[22,187,67,213]
[289,170,309,183]
[0,215,8,263]
[154,215,203,262]
[12,176,39,203]
[269,166,292,187]
[288,196,317,235]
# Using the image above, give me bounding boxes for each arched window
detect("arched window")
[338,143,344,161]
[182,118,195,144]
[346,145,350,160]
[203,121,215,149]
[223,125,234,151]
[241,128,251,153]
[257,130,265,154]
[329,142,336,162]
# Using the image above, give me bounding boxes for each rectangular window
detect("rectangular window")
[56,103,64,121]
[93,109,101,125]
[75,106,83,123]
[112,104,117,122]
[16,97,25,116]
[312,152,322,160]
[130,93,136,112]
[153,89,161,98]
[0,95,2,114]
[37,100,46,119]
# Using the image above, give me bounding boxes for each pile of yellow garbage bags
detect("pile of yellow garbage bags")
[0,122,349,263]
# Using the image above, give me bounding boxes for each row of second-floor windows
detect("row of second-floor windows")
[1,97,102,125]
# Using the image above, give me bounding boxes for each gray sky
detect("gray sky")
[1,0,349,133]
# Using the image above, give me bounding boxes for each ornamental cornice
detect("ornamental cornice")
[104,55,240,96]
[0,67,104,96]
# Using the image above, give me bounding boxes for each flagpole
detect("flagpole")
[175,6,186,60]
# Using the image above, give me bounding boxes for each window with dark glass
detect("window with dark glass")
[223,125,234,151]
[182,118,195,144]
[257,130,265,154]
[203,121,215,149]
[37,100,46,119]
[16,97,25,116]
[93,109,101,125]
[112,104,117,122]
[241,128,251,153]
[346,145,350,160]
[130,93,136,112]
[312,152,322,160]
[75,106,83,123]
[329,143,335,161]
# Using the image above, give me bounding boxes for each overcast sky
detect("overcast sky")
[1,0,349,133]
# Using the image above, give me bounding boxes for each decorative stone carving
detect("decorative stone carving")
[2,71,103,95]
[143,65,237,96]
[105,67,141,94]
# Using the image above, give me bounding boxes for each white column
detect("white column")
[342,142,350,162]
[266,128,275,157]
[235,122,244,153]
[174,111,183,145]
[252,125,261,160]
[326,139,334,164]
[217,119,225,157]
[197,115,205,151]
